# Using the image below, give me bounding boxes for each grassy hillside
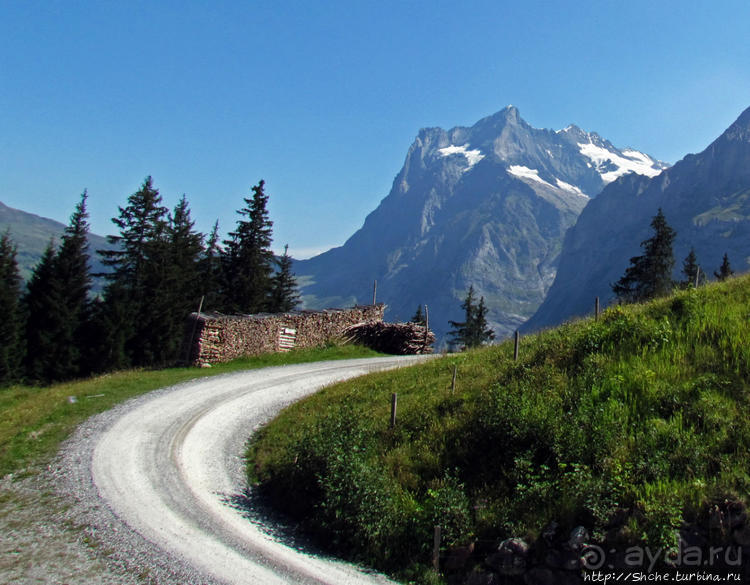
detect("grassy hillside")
[0,344,383,478]
[247,276,750,582]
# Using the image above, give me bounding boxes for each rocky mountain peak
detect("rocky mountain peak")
[295,106,668,344]
[721,105,750,142]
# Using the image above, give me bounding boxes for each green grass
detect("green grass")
[247,276,750,580]
[0,343,383,478]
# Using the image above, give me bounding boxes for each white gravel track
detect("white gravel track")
[59,356,430,585]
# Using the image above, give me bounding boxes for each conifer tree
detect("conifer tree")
[269,244,300,313]
[0,231,23,386]
[448,285,477,351]
[714,253,734,281]
[159,195,205,359]
[51,192,93,379]
[472,296,495,347]
[448,285,495,350]
[97,176,169,368]
[680,247,705,288]
[411,305,426,326]
[198,220,225,310]
[612,208,676,303]
[21,194,94,382]
[222,180,275,313]
[23,241,63,382]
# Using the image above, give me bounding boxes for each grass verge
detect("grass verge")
[0,343,383,478]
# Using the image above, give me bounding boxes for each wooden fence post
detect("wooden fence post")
[451,364,457,395]
[433,525,441,571]
[390,393,397,428]
[595,296,600,321]
[423,304,429,350]
[514,330,520,361]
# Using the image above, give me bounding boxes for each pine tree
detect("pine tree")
[198,220,225,310]
[23,241,63,382]
[448,286,495,350]
[411,305,426,326]
[100,176,169,287]
[221,180,275,313]
[269,244,300,313]
[448,285,476,351]
[51,192,93,379]
[159,195,205,359]
[21,194,95,382]
[714,253,734,281]
[612,208,676,303]
[97,176,170,368]
[680,247,706,288]
[0,231,23,386]
[471,296,495,347]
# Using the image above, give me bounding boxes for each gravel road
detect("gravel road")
[50,356,430,585]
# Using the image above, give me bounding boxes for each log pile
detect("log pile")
[184,305,386,366]
[343,321,435,355]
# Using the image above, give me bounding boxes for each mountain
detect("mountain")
[0,201,114,284]
[524,105,750,332]
[295,106,667,344]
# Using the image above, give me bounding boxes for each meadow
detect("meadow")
[248,276,750,582]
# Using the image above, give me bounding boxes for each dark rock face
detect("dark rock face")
[295,107,666,344]
[524,105,750,332]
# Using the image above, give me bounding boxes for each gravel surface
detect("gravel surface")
[3,356,429,585]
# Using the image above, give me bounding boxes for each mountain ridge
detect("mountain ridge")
[295,106,667,344]
[523,105,750,332]
[0,200,114,284]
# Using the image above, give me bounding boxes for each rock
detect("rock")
[542,521,559,545]
[485,538,529,575]
[444,542,475,571]
[544,548,565,569]
[524,567,556,585]
[732,525,750,547]
[466,569,499,585]
[567,526,588,551]
[680,529,707,549]
[727,501,747,529]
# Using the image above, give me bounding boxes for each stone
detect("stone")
[524,567,556,585]
[465,569,499,585]
[732,525,750,547]
[485,538,529,575]
[444,542,475,571]
[567,526,588,551]
[542,521,558,545]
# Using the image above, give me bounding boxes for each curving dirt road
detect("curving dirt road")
[70,356,429,585]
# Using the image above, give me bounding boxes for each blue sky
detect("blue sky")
[2,1,750,258]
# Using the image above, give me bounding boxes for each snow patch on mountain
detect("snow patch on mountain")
[438,144,485,170]
[507,165,555,189]
[578,141,664,184]
[555,178,588,198]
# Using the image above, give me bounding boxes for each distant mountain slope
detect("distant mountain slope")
[295,106,667,344]
[0,201,113,283]
[524,105,750,332]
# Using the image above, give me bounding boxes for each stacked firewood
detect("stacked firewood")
[184,305,386,366]
[343,321,435,355]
